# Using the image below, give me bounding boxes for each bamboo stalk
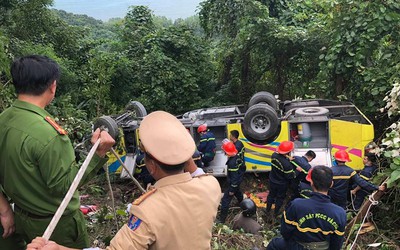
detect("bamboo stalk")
[43,138,101,240]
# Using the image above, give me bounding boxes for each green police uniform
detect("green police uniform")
[0,226,25,250]
[0,187,25,250]
[0,100,108,248]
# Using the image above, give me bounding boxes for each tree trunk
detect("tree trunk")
[218,54,233,89]
[334,74,346,96]
[275,56,286,99]
[239,49,252,103]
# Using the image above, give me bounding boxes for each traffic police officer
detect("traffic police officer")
[267,165,347,250]
[329,150,384,209]
[266,141,301,217]
[27,110,221,250]
[0,55,115,248]
[197,124,216,167]
[218,139,244,224]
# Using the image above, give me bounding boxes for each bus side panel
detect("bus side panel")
[227,121,289,172]
[329,119,374,170]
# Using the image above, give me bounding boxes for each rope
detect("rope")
[348,192,379,250]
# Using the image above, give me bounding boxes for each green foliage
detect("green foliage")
[121,6,155,58]
[378,82,400,187]
[0,83,14,113]
[318,0,400,114]
[0,31,14,111]
[46,95,92,145]
[115,6,215,113]
[132,25,214,113]
[80,51,118,117]
[199,0,323,102]
[52,9,118,41]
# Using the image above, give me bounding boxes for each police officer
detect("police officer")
[0,55,115,248]
[27,111,221,250]
[266,141,302,217]
[218,139,244,224]
[329,150,385,209]
[267,165,347,250]
[197,124,216,167]
[232,199,262,235]
[350,153,378,210]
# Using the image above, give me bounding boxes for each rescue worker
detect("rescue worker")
[197,124,216,167]
[292,150,316,183]
[298,168,314,199]
[27,110,221,250]
[192,149,204,169]
[266,141,302,217]
[290,150,316,199]
[218,139,244,224]
[187,128,204,169]
[298,182,313,199]
[135,150,155,188]
[0,55,115,248]
[230,130,246,175]
[267,165,347,250]
[232,199,262,235]
[329,150,385,210]
[230,130,245,162]
[350,153,378,210]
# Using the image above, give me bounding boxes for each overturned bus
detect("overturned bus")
[98,92,374,177]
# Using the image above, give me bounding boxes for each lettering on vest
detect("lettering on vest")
[298,213,339,230]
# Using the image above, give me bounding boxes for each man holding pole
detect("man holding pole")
[0,55,115,248]
[26,110,221,250]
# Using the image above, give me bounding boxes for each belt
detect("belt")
[297,241,329,250]
[14,205,54,219]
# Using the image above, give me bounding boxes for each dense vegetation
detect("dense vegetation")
[0,0,399,248]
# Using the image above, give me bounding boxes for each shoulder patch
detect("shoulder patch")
[127,215,142,231]
[132,188,157,205]
[45,116,67,135]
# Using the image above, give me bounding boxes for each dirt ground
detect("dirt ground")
[79,172,272,248]
[78,172,399,249]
